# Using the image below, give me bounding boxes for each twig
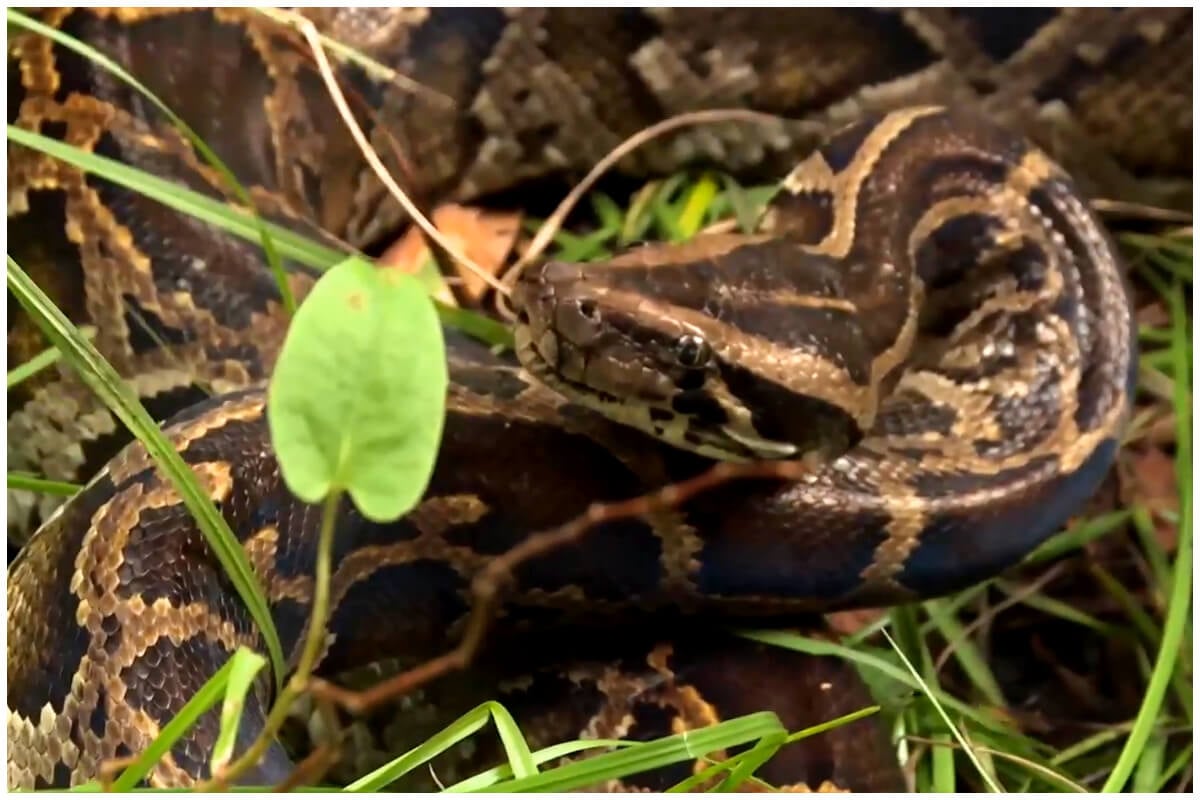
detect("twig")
[311,458,812,714]
[98,756,139,792]
[256,8,455,109]
[201,492,343,790]
[932,563,1066,674]
[502,109,786,316]
[274,743,340,792]
[1090,198,1192,224]
[290,15,507,296]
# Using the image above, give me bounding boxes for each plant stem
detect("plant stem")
[201,489,343,790]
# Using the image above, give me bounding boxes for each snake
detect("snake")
[6,7,1192,792]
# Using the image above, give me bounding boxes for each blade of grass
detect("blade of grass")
[8,124,347,270]
[1025,510,1132,565]
[7,256,285,687]
[442,739,633,793]
[1130,505,1174,594]
[1132,732,1166,792]
[110,650,242,790]
[620,180,664,244]
[993,580,1123,638]
[7,472,82,497]
[8,8,294,313]
[210,649,269,775]
[881,626,1003,792]
[1089,564,1163,647]
[7,326,95,389]
[923,599,1006,706]
[738,629,1012,735]
[344,701,535,791]
[675,172,720,238]
[480,712,784,792]
[1154,742,1193,791]
[1100,273,1193,791]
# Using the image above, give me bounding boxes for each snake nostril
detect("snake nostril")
[579,299,598,320]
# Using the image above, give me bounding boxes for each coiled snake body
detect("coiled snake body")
[7,8,1191,791]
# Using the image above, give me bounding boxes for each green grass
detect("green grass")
[6,13,1192,794]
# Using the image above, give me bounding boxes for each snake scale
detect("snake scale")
[6,7,1193,792]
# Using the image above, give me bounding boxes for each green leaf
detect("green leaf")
[267,257,447,521]
[7,256,286,688]
[211,649,269,775]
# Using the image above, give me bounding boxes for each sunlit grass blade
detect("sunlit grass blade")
[211,649,269,776]
[7,326,95,389]
[7,8,295,312]
[7,472,82,497]
[443,739,633,792]
[7,256,285,687]
[675,172,720,238]
[479,711,784,792]
[8,125,347,271]
[344,701,535,791]
[109,650,243,791]
[677,705,879,793]
[880,627,1003,792]
[1099,270,1193,791]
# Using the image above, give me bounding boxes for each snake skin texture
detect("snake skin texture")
[7,7,1193,791]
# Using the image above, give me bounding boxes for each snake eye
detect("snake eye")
[675,334,712,369]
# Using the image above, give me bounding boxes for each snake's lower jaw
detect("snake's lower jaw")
[720,426,799,460]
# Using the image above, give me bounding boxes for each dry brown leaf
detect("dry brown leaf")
[827,608,886,636]
[379,204,523,304]
[1119,445,1180,552]
[1135,300,1171,328]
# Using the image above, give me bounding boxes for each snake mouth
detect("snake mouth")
[514,323,793,463]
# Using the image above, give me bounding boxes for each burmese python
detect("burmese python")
[6,7,1192,792]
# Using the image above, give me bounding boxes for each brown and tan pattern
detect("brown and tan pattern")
[6,7,1190,792]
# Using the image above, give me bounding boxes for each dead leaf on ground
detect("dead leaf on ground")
[379,204,523,305]
[827,609,886,636]
[1135,300,1171,329]
[1118,446,1180,552]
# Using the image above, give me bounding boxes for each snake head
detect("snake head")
[511,235,872,463]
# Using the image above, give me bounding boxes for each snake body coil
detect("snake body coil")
[7,8,1189,791]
